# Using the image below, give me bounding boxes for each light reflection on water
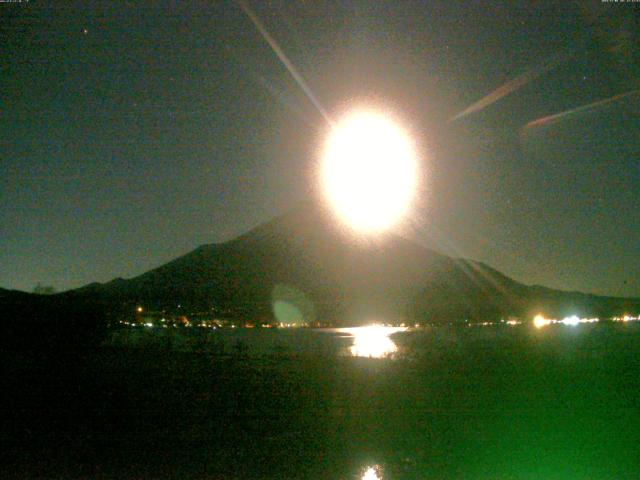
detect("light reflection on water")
[336,325,407,358]
[361,464,382,479]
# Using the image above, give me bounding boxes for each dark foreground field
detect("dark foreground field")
[3,324,640,479]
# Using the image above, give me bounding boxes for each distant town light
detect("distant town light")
[136,306,143,313]
[561,315,580,326]
[533,314,552,329]
[534,314,601,328]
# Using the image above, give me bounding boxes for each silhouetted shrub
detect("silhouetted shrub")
[0,293,108,361]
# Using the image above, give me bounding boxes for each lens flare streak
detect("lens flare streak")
[235,0,332,125]
[524,89,640,130]
[449,52,570,123]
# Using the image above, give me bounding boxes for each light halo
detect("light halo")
[321,110,418,233]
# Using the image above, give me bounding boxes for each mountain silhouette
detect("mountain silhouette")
[53,202,638,325]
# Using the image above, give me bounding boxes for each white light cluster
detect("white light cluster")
[533,314,600,329]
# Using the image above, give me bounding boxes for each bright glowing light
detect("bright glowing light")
[362,466,381,480]
[561,315,580,326]
[534,314,600,328]
[321,111,418,233]
[136,306,143,313]
[611,315,634,322]
[533,314,552,329]
[340,325,406,358]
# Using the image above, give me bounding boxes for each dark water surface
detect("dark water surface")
[4,323,640,479]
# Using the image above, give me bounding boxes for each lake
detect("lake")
[5,322,640,479]
[104,324,410,358]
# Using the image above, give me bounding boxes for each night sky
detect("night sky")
[2,1,639,297]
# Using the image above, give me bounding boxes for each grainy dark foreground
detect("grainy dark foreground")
[3,324,640,479]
